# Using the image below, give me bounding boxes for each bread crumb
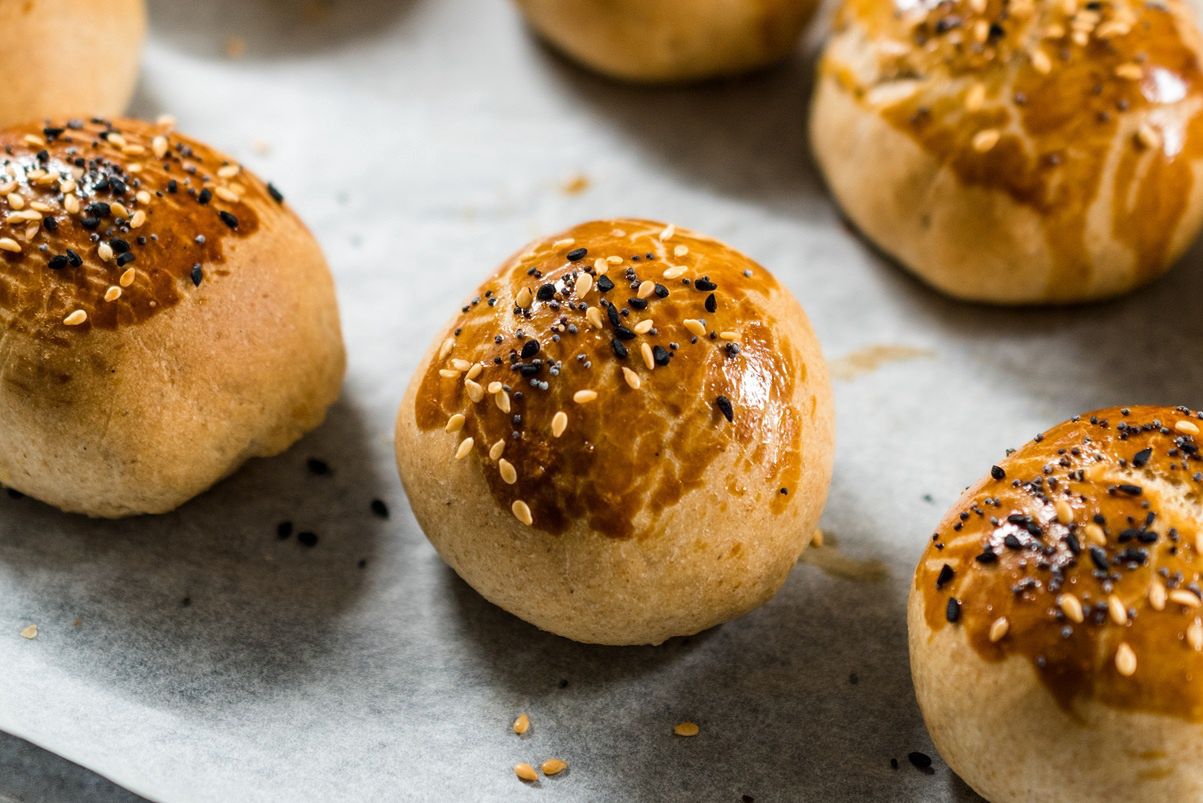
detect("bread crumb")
[19,624,37,640]
[561,174,590,195]
[225,36,246,59]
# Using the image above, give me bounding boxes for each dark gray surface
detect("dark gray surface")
[0,732,144,803]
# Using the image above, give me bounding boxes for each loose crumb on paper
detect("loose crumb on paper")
[19,624,37,639]
[830,345,932,381]
[561,174,591,195]
[673,722,700,737]
[225,36,247,59]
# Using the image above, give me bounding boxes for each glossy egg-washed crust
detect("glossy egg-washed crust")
[411,219,824,539]
[916,405,1203,720]
[819,0,1203,300]
[0,117,278,339]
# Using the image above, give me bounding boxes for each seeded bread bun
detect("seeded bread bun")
[0,0,146,127]
[0,118,345,517]
[513,0,818,83]
[911,406,1203,801]
[811,0,1203,304]
[395,219,834,645]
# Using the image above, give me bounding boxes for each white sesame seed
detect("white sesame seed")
[663,266,688,280]
[1084,523,1106,546]
[495,390,511,414]
[972,129,1001,153]
[445,413,466,433]
[1115,642,1137,676]
[1055,499,1073,525]
[7,193,25,210]
[965,83,985,112]
[98,242,115,262]
[466,363,483,381]
[218,164,241,179]
[104,286,122,303]
[0,237,21,253]
[683,319,707,338]
[156,113,177,129]
[1108,595,1127,625]
[988,616,1009,642]
[1058,593,1084,623]
[637,280,655,299]
[499,459,518,485]
[607,255,623,265]
[63,309,87,326]
[215,187,240,203]
[552,411,568,438]
[487,381,503,395]
[450,358,472,372]
[438,337,455,360]
[659,224,676,241]
[622,367,641,390]
[553,238,575,249]
[718,331,740,341]
[1031,50,1051,76]
[455,437,474,460]
[1176,420,1200,435]
[634,319,654,335]
[438,369,460,379]
[107,132,127,148]
[673,245,689,258]
[152,136,169,159]
[515,287,533,308]
[119,268,137,288]
[576,273,593,297]
[1189,619,1203,652]
[1150,580,1168,611]
[489,440,506,461]
[136,190,152,205]
[641,342,655,370]
[64,195,80,214]
[586,306,603,329]
[573,389,598,404]
[1115,63,1143,80]
[512,500,533,526]
[1170,589,1201,608]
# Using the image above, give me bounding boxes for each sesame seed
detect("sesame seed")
[130,210,147,229]
[0,237,21,253]
[552,411,568,438]
[972,129,1001,152]
[6,193,24,210]
[1114,63,1143,80]
[637,280,655,299]
[659,224,676,241]
[19,624,37,640]
[1136,124,1162,150]
[622,367,641,390]
[438,338,455,360]
[489,440,506,461]
[641,342,655,370]
[1107,595,1128,625]
[515,287,533,308]
[445,413,466,433]
[576,273,593,297]
[683,319,707,338]
[495,390,511,413]
[673,722,699,737]
[119,268,136,287]
[1150,580,1168,611]
[466,363,483,381]
[1170,589,1201,608]
[574,389,598,404]
[1176,420,1201,435]
[1084,522,1106,545]
[465,378,484,401]
[455,437,475,460]
[988,616,1009,642]
[512,713,530,735]
[487,382,503,394]
[104,286,122,302]
[217,164,241,179]
[1115,642,1137,676]
[215,187,240,203]
[553,238,575,249]
[450,358,472,372]
[1055,500,1073,525]
[1189,620,1203,652]
[541,758,568,776]
[514,763,538,783]
[152,135,168,158]
[719,331,739,341]
[1058,593,1084,623]
[965,83,985,112]
[607,255,623,265]
[499,459,518,485]
[98,242,115,262]
[633,319,654,335]
[673,245,689,257]
[512,500,533,526]
[585,307,604,329]
[63,309,87,326]
[663,266,688,280]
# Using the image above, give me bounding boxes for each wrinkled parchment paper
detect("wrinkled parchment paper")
[4,0,1203,800]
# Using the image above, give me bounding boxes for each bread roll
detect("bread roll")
[0,118,345,517]
[513,0,818,83]
[911,405,1203,800]
[0,0,146,127]
[396,219,834,645]
[812,0,1203,304]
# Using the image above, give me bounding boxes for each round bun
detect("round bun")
[911,405,1203,800]
[0,0,146,127]
[0,118,345,517]
[513,0,818,83]
[811,0,1203,304]
[396,219,834,645]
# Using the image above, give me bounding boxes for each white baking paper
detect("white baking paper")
[4,0,1202,799]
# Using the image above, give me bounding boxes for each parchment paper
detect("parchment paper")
[4,0,1203,800]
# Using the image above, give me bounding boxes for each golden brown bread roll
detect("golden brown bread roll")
[811,0,1203,304]
[0,0,146,127]
[395,219,834,645]
[911,405,1203,800]
[0,118,345,517]
[513,0,818,83]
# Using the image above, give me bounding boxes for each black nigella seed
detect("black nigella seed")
[371,499,390,519]
[945,598,961,623]
[597,275,614,293]
[628,297,648,311]
[653,283,669,298]
[80,216,100,230]
[267,183,285,204]
[991,465,1006,480]
[936,564,955,589]
[307,457,331,476]
[705,293,717,313]
[1004,534,1023,550]
[613,325,636,341]
[297,531,319,547]
[43,217,58,232]
[695,278,717,292]
[66,249,82,267]
[611,339,628,359]
[536,283,555,301]
[652,345,670,366]
[521,340,540,359]
[276,521,293,540]
[191,264,203,286]
[566,247,588,262]
[1090,546,1109,571]
[219,211,239,229]
[908,752,933,770]
[605,303,621,327]
[116,252,135,267]
[1132,448,1152,468]
[110,238,130,254]
[715,395,734,423]
[48,255,68,270]
[86,202,110,218]
[1116,483,1143,496]
[975,549,998,564]
[197,188,212,205]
